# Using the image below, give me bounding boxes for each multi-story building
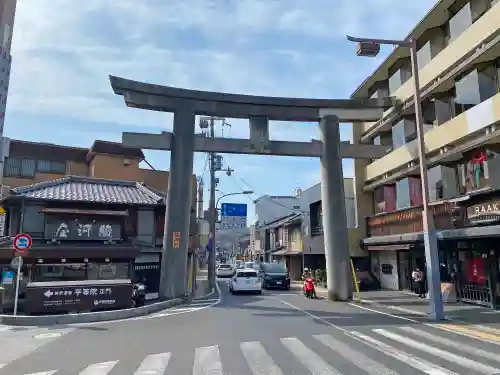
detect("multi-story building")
[0,0,16,53]
[352,0,500,308]
[300,179,361,269]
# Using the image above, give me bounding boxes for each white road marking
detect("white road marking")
[133,352,171,375]
[240,341,283,375]
[373,328,500,374]
[24,372,58,375]
[399,326,500,362]
[78,360,118,375]
[314,333,400,375]
[350,331,457,375]
[193,345,223,375]
[280,337,340,375]
[33,332,63,340]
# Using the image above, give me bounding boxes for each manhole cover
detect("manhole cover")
[33,332,63,340]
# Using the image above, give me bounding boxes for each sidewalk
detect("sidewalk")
[357,289,500,329]
[194,267,212,298]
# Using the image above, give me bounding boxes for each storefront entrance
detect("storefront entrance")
[441,242,497,308]
[397,249,425,292]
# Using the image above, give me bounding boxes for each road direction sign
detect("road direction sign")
[221,203,247,217]
[13,233,32,253]
[221,203,247,232]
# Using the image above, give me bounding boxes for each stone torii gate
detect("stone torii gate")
[109,75,393,302]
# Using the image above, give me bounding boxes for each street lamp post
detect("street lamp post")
[347,35,445,320]
[208,190,253,288]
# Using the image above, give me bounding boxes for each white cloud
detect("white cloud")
[8,0,437,203]
[10,0,437,134]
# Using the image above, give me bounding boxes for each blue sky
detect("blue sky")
[7,0,436,222]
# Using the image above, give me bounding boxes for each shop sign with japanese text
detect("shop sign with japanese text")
[24,282,133,314]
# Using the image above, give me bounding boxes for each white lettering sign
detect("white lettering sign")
[77,223,92,237]
[98,224,113,238]
[473,203,500,215]
[55,222,70,238]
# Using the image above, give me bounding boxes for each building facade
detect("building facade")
[299,178,363,270]
[0,139,198,305]
[0,176,174,312]
[352,0,500,308]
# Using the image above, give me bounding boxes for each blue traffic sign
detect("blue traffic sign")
[221,203,247,217]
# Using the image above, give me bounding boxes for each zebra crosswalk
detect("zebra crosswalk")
[3,324,500,375]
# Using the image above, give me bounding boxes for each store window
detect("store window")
[35,264,87,282]
[87,263,130,280]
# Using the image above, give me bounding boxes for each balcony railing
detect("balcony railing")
[366,202,462,237]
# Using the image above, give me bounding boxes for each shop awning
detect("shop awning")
[365,244,413,251]
[0,244,142,261]
[362,224,500,248]
[271,250,287,256]
[362,232,423,246]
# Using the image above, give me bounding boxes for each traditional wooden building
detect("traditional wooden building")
[0,175,177,311]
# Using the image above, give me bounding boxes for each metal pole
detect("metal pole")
[208,118,217,290]
[409,39,445,320]
[13,256,21,316]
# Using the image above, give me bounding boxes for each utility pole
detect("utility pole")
[208,117,217,290]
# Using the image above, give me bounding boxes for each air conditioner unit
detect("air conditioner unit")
[123,158,131,166]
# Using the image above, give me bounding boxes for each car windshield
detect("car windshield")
[263,264,287,273]
[219,265,232,269]
[237,271,258,278]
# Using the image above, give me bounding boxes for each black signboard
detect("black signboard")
[24,279,133,314]
[44,217,121,241]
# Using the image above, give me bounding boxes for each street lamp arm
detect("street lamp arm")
[216,191,253,208]
[346,34,411,47]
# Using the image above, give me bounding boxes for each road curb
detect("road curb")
[0,297,184,326]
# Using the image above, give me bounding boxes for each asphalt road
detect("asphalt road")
[1,280,500,374]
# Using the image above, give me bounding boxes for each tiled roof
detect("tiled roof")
[9,176,166,205]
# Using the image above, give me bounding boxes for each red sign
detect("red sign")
[465,256,486,285]
[13,233,32,253]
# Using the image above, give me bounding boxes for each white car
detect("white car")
[216,264,234,278]
[229,268,262,294]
